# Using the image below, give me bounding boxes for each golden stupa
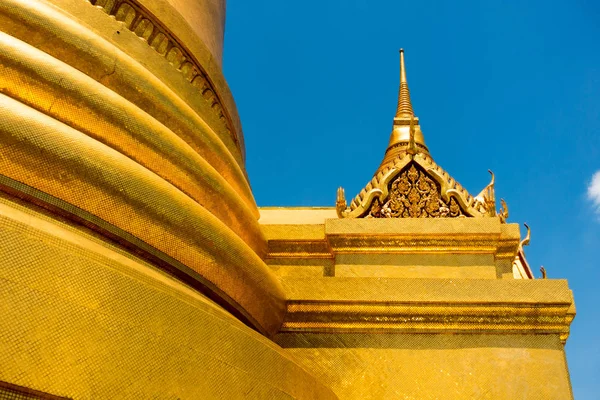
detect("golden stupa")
[0,1,575,399]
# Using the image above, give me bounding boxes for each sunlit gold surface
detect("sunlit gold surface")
[155,0,226,64]
[84,0,240,153]
[0,0,289,337]
[341,152,499,219]
[0,30,262,254]
[0,92,285,334]
[0,0,576,398]
[259,51,574,398]
[387,50,427,154]
[280,277,574,342]
[262,207,575,398]
[276,334,572,400]
[338,51,500,220]
[0,0,248,177]
[0,194,336,399]
[263,213,521,278]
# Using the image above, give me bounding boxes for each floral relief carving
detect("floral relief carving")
[367,164,464,218]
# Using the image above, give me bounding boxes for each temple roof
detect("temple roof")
[336,50,500,219]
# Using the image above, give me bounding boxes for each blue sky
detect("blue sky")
[224,1,600,397]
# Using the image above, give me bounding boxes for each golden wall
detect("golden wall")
[261,208,575,399]
[277,334,571,399]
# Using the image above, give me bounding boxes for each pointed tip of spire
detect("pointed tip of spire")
[395,48,413,118]
[399,49,407,84]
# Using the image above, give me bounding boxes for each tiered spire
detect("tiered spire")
[337,49,498,220]
[395,49,414,118]
[381,50,428,167]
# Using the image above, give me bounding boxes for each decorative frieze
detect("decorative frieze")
[87,0,238,148]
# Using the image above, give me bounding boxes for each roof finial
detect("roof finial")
[395,49,414,118]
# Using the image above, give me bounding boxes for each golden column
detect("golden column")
[0,0,335,398]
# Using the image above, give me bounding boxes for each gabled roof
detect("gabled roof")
[336,50,498,220]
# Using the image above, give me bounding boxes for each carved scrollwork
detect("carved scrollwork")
[336,187,348,218]
[498,198,509,223]
[87,0,239,147]
[366,163,465,218]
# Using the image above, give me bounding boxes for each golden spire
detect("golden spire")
[339,49,497,220]
[380,49,428,166]
[395,49,414,118]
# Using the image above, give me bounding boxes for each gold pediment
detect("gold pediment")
[367,163,465,218]
[337,153,493,218]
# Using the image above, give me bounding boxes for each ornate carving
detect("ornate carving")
[473,170,496,216]
[367,163,464,218]
[336,187,348,218]
[520,223,531,249]
[336,53,508,221]
[87,0,238,147]
[281,300,574,342]
[498,198,509,223]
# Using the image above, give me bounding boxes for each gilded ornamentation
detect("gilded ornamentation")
[511,223,534,278]
[498,198,509,223]
[473,170,496,216]
[520,223,531,249]
[337,51,501,220]
[406,115,418,157]
[336,187,348,218]
[282,299,573,342]
[367,164,464,218]
[87,0,238,147]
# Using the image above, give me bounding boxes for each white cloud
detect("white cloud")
[588,170,600,215]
